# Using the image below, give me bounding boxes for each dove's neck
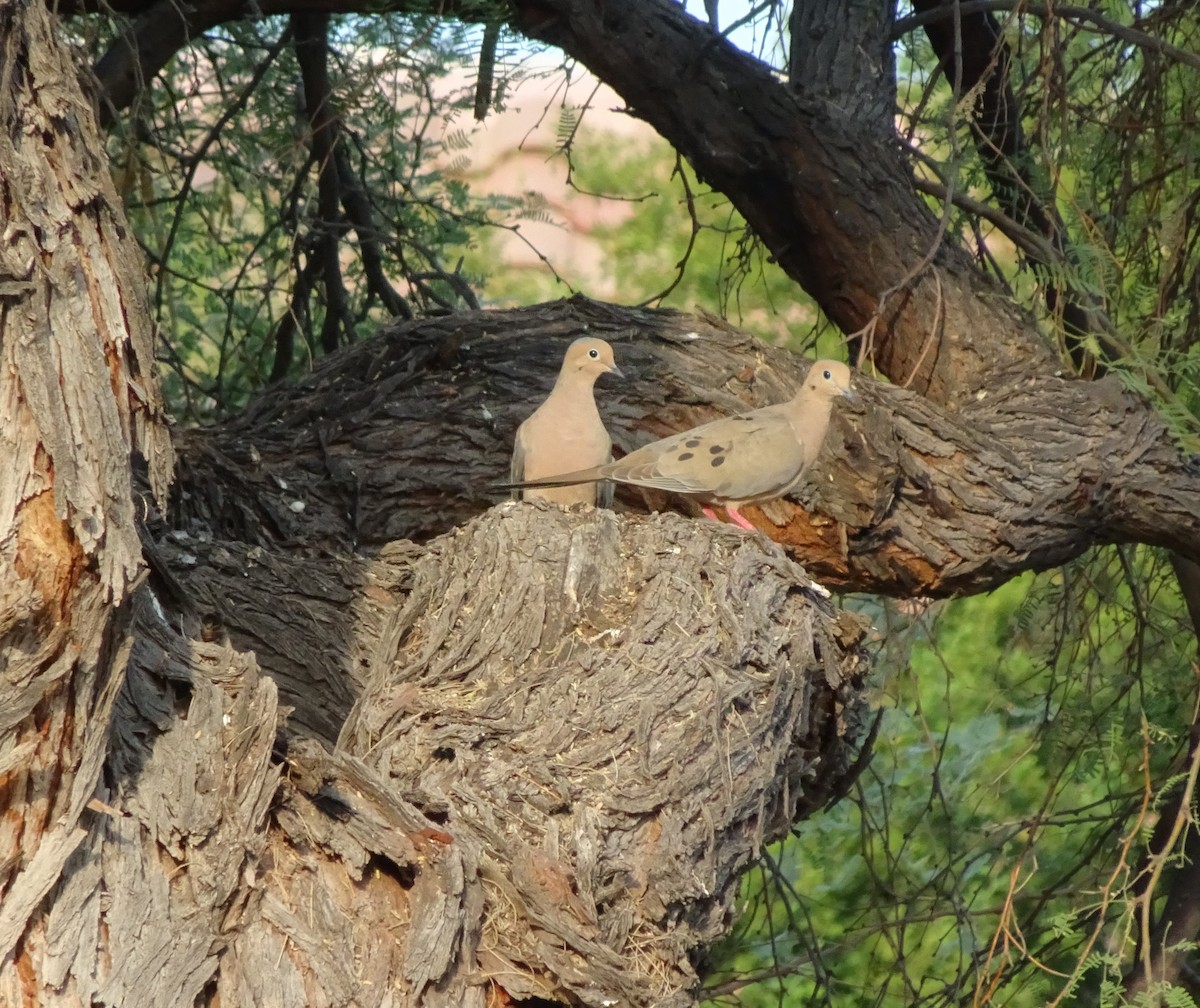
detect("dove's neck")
[552,368,596,397]
[786,392,835,461]
[785,389,832,420]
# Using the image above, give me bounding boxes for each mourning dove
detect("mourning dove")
[500,359,853,529]
[510,337,624,507]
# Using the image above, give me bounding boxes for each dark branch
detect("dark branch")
[332,144,410,321]
[911,0,1113,375]
[894,2,1200,73]
[787,0,896,135]
[85,0,496,129]
[294,12,353,353]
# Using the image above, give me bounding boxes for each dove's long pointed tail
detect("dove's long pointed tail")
[493,467,607,492]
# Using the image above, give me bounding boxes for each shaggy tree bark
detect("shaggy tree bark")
[5,1,1200,1007]
[1,3,869,1007]
[0,0,172,982]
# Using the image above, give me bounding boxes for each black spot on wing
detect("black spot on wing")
[709,445,723,454]
[711,456,726,467]
[677,452,694,461]
[686,438,701,448]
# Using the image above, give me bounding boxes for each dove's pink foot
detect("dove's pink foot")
[702,504,756,529]
[726,507,756,530]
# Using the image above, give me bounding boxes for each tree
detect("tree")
[2,1,1199,1007]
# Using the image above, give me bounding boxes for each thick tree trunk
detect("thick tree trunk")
[0,0,171,986]
[13,492,870,1008]
[788,0,896,134]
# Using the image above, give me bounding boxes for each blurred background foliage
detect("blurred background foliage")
[68,0,1200,1005]
[707,546,1197,1007]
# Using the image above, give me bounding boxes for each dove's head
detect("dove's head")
[804,359,854,401]
[564,337,625,382]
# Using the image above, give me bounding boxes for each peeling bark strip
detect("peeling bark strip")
[0,0,170,981]
[172,298,1200,597]
[0,0,167,592]
[144,506,870,1007]
[41,588,282,1008]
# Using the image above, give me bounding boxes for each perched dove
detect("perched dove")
[500,359,853,529]
[510,337,624,507]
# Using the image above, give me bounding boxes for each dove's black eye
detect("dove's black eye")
[589,348,600,359]
[823,369,832,380]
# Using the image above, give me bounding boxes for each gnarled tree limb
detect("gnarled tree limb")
[170,298,1200,597]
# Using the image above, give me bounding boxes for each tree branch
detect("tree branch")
[294,12,353,354]
[85,0,495,128]
[169,298,1200,597]
[332,142,410,321]
[911,0,1115,375]
[787,0,896,134]
[507,0,1053,403]
[893,2,1200,73]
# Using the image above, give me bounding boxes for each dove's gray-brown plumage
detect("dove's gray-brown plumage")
[500,359,853,528]
[510,337,623,507]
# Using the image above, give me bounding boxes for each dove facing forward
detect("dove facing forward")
[500,359,853,529]
[510,337,624,507]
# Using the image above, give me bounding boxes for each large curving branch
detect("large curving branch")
[507,0,1054,403]
[894,2,1200,72]
[167,298,1200,598]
